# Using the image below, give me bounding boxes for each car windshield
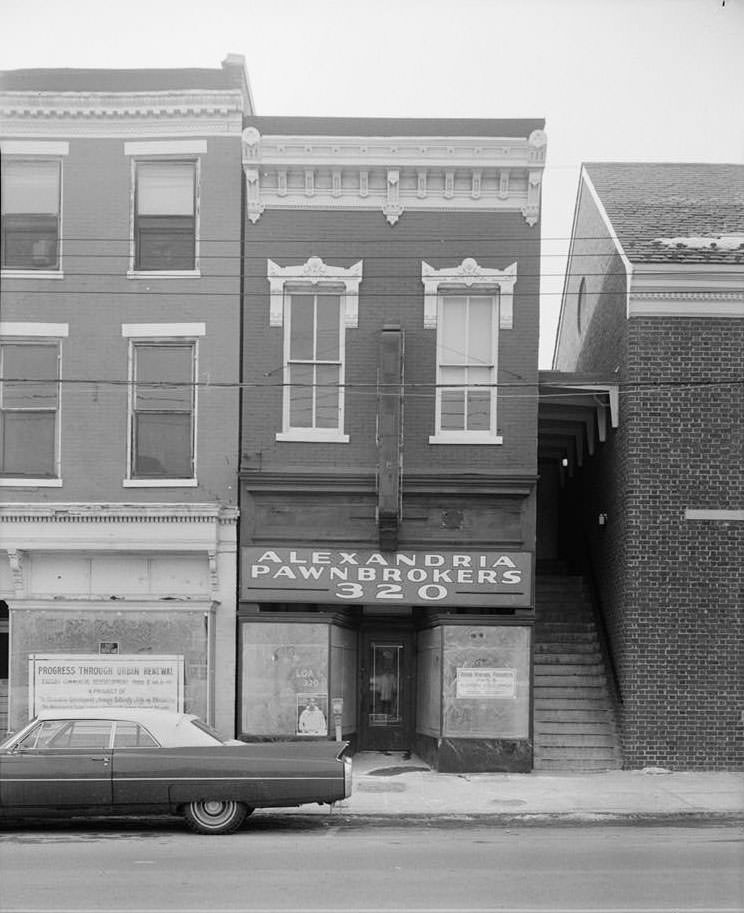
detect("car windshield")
[188,719,226,744]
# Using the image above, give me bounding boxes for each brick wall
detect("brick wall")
[0,136,242,505]
[617,317,744,769]
[566,314,744,769]
[241,208,540,479]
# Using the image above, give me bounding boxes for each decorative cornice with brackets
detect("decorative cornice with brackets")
[0,503,239,553]
[267,257,363,327]
[0,90,246,137]
[421,258,518,329]
[242,127,547,226]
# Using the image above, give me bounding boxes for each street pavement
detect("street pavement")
[261,750,744,823]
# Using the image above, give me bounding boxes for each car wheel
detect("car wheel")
[183,800,248,835]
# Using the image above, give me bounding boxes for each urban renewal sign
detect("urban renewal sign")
[29,655,184,715]
[241,548,532,608]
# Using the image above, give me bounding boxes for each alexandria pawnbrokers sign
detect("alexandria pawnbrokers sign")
[241,547,532,608]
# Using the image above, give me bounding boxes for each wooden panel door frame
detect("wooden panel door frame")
[358,623,415,751]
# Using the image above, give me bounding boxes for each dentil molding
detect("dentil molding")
[242,127,547,226]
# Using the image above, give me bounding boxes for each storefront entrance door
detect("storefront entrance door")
[359,627,414,751]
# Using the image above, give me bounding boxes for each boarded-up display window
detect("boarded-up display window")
[442,626,530,739]
[9,609,208,731]
[241,622,329,736]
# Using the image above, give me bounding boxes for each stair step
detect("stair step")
[535,644,602,665]
[534,758,622,771]
[534,632,598,644]
[534,708,616,723]
[534,663,605,675]
[534,746,620,760]
[535,733,618,747]
[534,721,618,735]
[534,674,607,687]
[535,643,601,655]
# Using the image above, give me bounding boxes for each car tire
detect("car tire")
[183,800,249,835]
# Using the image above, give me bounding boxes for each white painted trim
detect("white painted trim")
[581,168,634,317]
[242,129,547,226]
[0,270,64,280]
[0,141,69,156]
[0,479,63,487]
[122,479,199,488]
[0,322,69,337]
[267,257,363,328]
[429,433,504,445]
[421,259,517,329]
[124,140,208,156]
[121,323,205,338]
[126,270,201,280]
[275,431,350,444]
[684,508,744,521]
[628,297,744,318]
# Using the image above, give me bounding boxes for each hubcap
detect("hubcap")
[203,801,225,816]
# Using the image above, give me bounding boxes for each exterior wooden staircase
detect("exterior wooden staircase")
[533,574,622,771]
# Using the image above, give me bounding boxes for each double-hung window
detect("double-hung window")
[134,161,197,272]
[422,258,517,444]
[0,340,60,478]
[129,341,196,481]
[285,292,344,434]
[438,294,498,436]
[268,257,362,443]
[1,159,61,271]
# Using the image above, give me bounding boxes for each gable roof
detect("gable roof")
[583,162,744,265]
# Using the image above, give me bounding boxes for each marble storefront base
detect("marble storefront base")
[415,734,532,773]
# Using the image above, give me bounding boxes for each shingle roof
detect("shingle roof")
[0,68,236,92]
[584,162,744,265]
[245,115,544,138]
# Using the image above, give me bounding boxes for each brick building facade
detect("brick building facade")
[237,118,547,771]
[0,59,252,734]
[550,163,744,769]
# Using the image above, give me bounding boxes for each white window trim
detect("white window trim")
[127,157,201,278]
[421,258,517,446]
[124,141,208,157]
[267,257,362,443]
[124,334,200,487]
[0,153,65,278]
[421,258,517,330]
[0,325,67,486]
[122,323,205,338]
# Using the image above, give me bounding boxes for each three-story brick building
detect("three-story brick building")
[0,59,252,734]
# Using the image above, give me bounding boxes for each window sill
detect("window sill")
[127,269,201,280]
[123,478,198,487]
[276,430,350,444]
[0,477,63,487]
[429,433,503,445]
[1,269,63,280]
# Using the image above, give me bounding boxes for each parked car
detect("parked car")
[0,708,351,834]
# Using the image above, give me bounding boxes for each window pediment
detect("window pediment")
[421,258,518,329]
[267,257,363,328]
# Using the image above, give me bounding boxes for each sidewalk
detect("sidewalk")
[263,751,744,823]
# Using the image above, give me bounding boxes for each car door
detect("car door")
[110,720,171,810]
[0,719,113,810]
